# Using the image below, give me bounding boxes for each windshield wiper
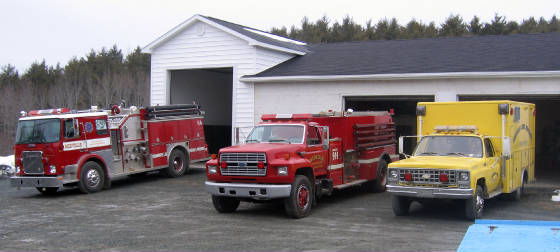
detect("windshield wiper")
[446,152,466,156]
[269,139,290,143]
[419,152,438,156]
[245,139,260,143]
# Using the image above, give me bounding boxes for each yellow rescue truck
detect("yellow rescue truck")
[387,101,535,220]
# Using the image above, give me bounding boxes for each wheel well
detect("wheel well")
[382,154,391,164]
[476,178,487,196]
[171,146,189,161]
[295,167,314,184]
[81,158,107,178]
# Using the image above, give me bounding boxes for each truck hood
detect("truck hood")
[220,143,304,155]
[388,156,484,170]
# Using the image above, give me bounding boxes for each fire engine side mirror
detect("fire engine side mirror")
[398,135,418,158]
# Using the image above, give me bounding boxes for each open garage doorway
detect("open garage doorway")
[170,68,233,154]
[460,95,560,179]
[345,95,434,153]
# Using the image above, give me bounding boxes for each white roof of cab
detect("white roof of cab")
[19,112,108,121]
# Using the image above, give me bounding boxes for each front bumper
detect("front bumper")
[10,176,65,188]
[387,184,473,199]
[205,181,291,200]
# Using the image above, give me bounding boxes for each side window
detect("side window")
[484,138,495,157]
[64,119,79,138]
[307,126,321,145]
[95,119,108,135]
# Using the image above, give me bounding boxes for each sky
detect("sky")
[0,0,558,73]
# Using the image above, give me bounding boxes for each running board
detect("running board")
[487,188,503,199]
[334,179,368,190]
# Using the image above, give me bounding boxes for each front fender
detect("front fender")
[76,153,108,179]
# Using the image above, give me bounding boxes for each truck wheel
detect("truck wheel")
[164,149,189,178]
[78,161,105,194]
[36,187,58,195]
[212,195,240,213]
[511,172,525,201]
[373,159,388,192]
[465,185,484,220]
[392,195,411,216]
[284,175,313,218]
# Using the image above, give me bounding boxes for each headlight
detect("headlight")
[49,165,57,174]
[16,166,21,174]
[277,166,288,176]
[208,165,218,174]
[388,169,399,183]
[459,172,470,181]
[390,170,398,179]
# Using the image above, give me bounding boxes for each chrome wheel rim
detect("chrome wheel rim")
[476,194,484,216]
[86,169,100,188]
[173,157,183,171]
[297,185,309,209]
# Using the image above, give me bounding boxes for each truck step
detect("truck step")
[334,179,367,190]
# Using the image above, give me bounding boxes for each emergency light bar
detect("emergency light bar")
[28,108,71,116]
[261,114,313,121]
[434,125,478,134]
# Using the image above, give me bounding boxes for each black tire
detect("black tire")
[372,159,388,192]
[36,187,58,195]
[284,175,313,218]
[164,149,189,178]
[392,195,411,216]
[78,161,105,194]
[465,185,484,221]
[212,195,240,213]
[511,172,525,201]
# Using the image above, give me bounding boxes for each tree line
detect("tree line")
[1,13,559,155]
[271,14,560,43]
[0,46,150,154]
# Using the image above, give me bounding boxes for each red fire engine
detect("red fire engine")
[206,111,399,218]
[11,104,209,194]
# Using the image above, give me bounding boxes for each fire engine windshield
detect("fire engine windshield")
[245,125,305,144]
[15,119,61,144]
[413,136,483,158]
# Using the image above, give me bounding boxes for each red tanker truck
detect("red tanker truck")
[206,111,398,218]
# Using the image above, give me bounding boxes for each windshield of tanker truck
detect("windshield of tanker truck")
[414,136,483,158]
[15,119,61,144]
[245,125,305,144]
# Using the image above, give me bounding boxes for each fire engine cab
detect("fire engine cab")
[206,111,399,218]
[11,104,209,194]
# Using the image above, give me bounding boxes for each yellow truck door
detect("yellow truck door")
[483,137,501,194]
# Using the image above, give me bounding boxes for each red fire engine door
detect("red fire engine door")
[304,126,328,177]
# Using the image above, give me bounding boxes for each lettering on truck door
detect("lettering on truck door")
[304,126,328,176]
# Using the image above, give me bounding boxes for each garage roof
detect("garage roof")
[243,32,560,82]
[143,15,308,55]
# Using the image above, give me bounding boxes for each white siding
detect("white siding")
[253,77,560,123]
[149,20,295,142]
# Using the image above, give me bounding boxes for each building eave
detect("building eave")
[142,14,306,55]
[240,71,560,83]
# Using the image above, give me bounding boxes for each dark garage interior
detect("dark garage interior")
[346,94,560,179]
[170,68,233,154]
[460,95,560,179]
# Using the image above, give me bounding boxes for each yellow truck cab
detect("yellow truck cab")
[387,101,535,220]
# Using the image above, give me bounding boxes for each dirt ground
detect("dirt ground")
[1,163,559,251]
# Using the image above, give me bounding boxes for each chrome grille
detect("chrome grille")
[399,169,457,185]
[220,153,267,176]
[22,151,44,175]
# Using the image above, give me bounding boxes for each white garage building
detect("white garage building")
[143,15,560,176]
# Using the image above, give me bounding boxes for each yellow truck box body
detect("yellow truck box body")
[387,101,535,219]
[416,100,535,193]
